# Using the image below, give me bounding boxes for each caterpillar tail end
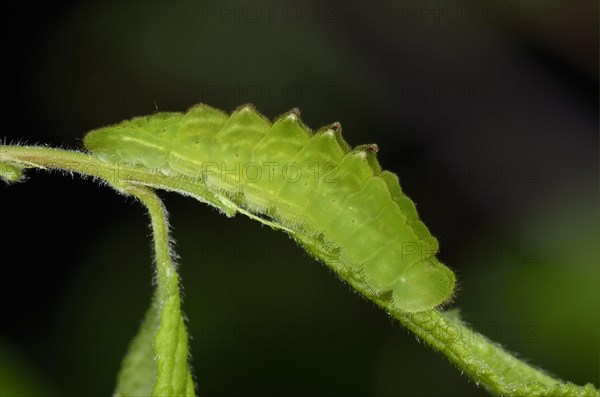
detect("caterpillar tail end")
[392,259,456,313]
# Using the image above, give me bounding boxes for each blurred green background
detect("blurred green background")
[1,1,598,396]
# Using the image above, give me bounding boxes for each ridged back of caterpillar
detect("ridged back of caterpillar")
[84,103,454,312]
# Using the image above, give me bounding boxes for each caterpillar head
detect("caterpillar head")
[84,112,184,168]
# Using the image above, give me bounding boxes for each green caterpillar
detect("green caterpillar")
[84,103,455,312]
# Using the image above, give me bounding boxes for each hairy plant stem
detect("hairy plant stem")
[1,145,597,397]
[392,310,597,396]
[123,185,195,396]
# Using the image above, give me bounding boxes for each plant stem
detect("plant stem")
[124,185,195,397]
[2,144,597,396]
[392,309,598,396]
[1,145,195,395]
[0,145,236,215]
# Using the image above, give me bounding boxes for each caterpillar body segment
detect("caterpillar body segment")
[245,113,310,214]
[84,103,455,312]
[169,104,229,176]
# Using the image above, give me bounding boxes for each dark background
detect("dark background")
[1,1,598,396]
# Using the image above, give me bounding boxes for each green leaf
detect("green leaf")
[114,299,159,396]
